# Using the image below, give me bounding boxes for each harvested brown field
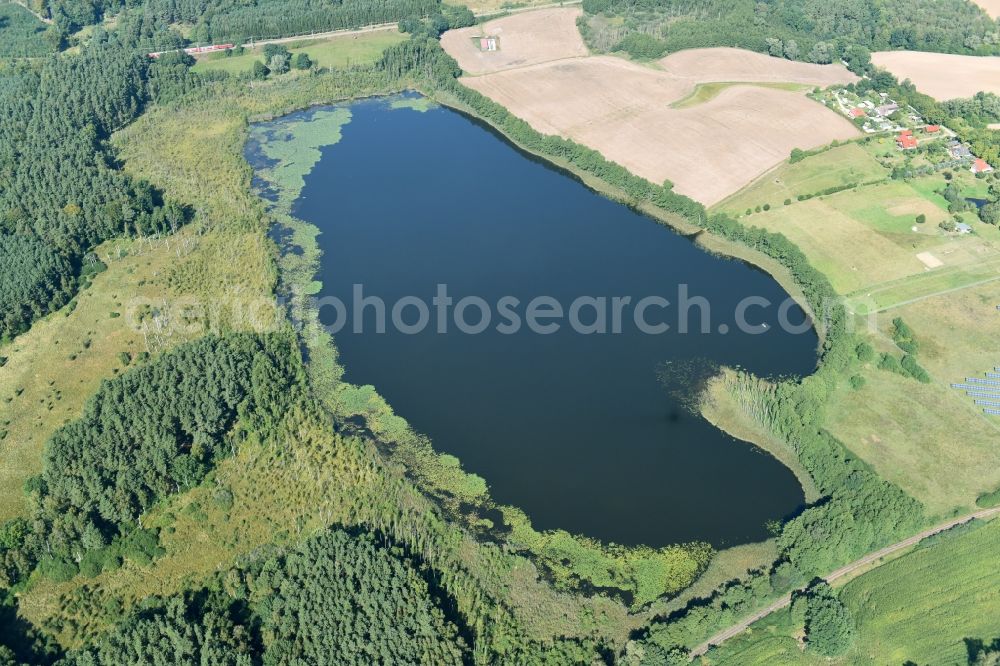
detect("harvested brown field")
[972,0,1000,18]
[443,9,859,203]
[460,55,858,204]
[658,47,858,87]
[871,51,1000,100]
[440,7,587,75]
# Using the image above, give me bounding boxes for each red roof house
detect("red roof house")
[897,133,918,150]
[925,125,941,133]
[972,158,993,174]
[850,108,866,118]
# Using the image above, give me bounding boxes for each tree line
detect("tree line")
[580,0,1000,62]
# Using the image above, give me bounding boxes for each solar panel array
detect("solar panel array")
[953,368,1000,416]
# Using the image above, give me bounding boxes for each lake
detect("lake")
[259,96,819,548]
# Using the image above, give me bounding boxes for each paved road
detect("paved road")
[238,23,398,50]
[690,505,1000,657]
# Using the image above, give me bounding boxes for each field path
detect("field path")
[9,0,52,24]
[690,505,1000,657]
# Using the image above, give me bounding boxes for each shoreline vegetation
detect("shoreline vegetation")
[6,7,984,658]
[387,36,930,657]
[249,94,716,611]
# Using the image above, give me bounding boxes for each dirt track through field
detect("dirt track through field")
[691,506,1000,657]
[441,7,588,75]
[444,9,859,205]
[872,51,1000,101]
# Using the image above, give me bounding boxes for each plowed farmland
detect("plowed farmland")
[871,51,1000,100]
[445,10,859,204]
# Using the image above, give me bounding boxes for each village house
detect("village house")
[972,158,993,174]
[949,141,973,159]
[876,102,899,117]
[896,130,917,150]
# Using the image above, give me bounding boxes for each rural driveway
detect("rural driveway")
[690,505,1000,657]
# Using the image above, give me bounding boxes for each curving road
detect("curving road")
[690,505,1000,657]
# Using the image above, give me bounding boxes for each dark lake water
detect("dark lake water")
[277,96,819,548]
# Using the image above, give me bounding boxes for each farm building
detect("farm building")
[479,37,498,52]
[955,222,973,234]
[972,158,994,174]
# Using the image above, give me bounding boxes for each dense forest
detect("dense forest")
[23,0,444,45]
[0,3,58,57]
[580,0,1000,60]
[57,528,469,665]
[0,332,303,587]
[0,527,468,664]
[0,37,194,341]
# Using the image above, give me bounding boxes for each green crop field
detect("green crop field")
[191,30,407,75]
[708,517,1000,665]
[716,143,889,217]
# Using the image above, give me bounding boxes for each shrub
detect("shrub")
[614,33,668,60]
[804,582,855,656]
[900,354,931,383]
[878,353,903,374]
[849,374,866,390]
[36,555,78,582]
[855,341,874,363]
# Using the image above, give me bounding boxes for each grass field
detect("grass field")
[0,233,223,522]
[718,143,888,216]
[670,81,809,109]
[707,516,1000,664]
[827,279,1000,515]
[716,146,1000,295]
[191,29,406,75]
[0,2,51,57]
